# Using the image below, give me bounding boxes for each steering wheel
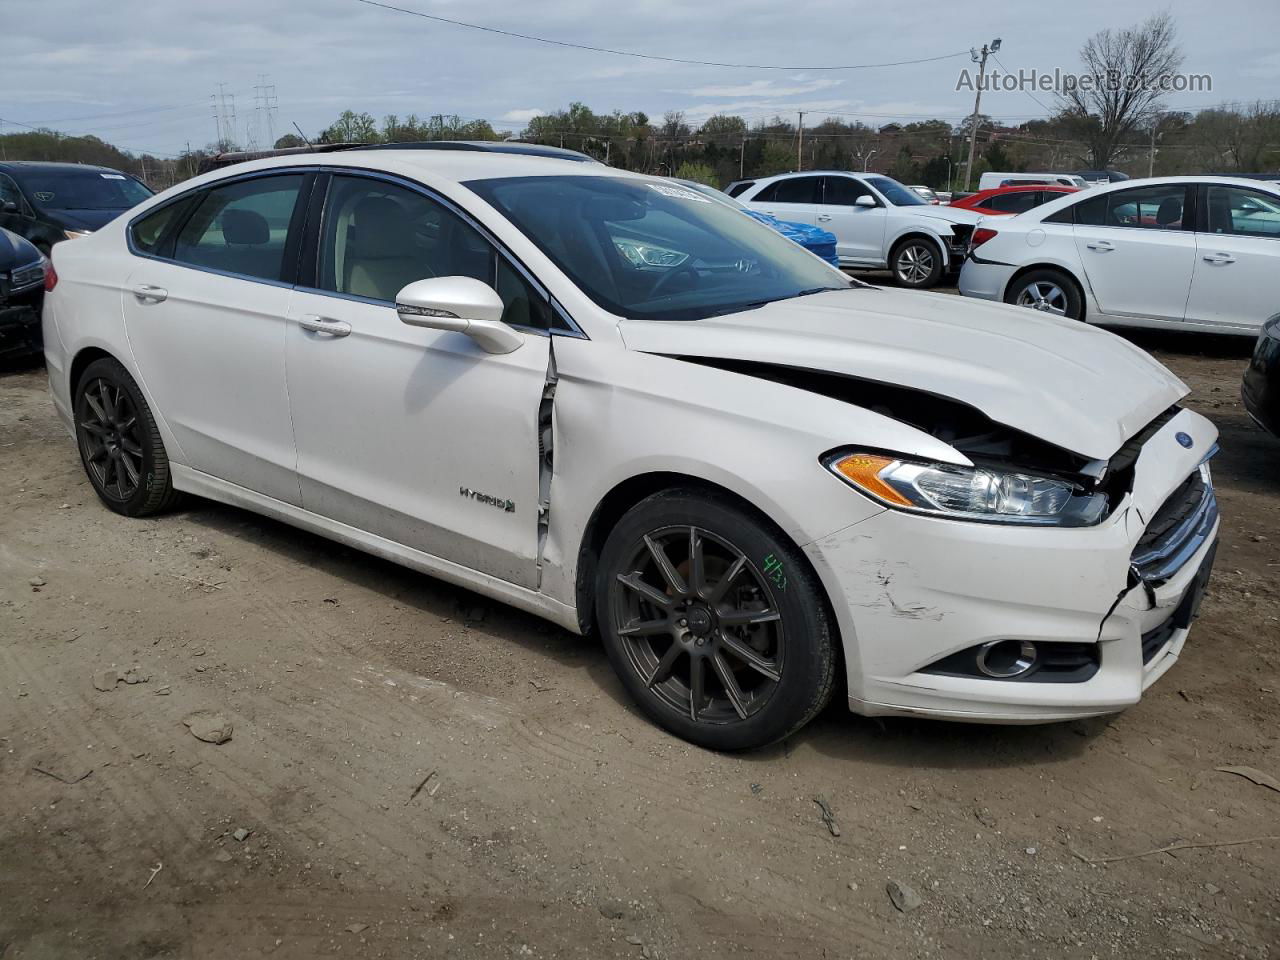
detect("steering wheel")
[648,261,701,298]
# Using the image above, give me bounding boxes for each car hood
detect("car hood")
[618,287,1188,461]
[896,204,986,226]
[38,208,126,232]
[0,227,41,270]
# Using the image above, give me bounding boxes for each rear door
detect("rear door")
[122,171,311,503]
[1185,183,1280,333]
[817,175,886,264]
[1071,183,1197,322]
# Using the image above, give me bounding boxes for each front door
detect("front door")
[121,171,311,504]
[1185,183,1280,333]
[285,173,552,588]
[818,175,886,265]
[1071,183,1197,322]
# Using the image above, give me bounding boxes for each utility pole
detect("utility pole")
[1147,113,1163,178]
[796,111,806,171]
[739,138,745,179]
[962,37,1001,191]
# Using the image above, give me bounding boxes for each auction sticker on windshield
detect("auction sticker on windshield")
[647,183,711,203]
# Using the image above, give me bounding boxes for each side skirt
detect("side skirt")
[170,464,583,634]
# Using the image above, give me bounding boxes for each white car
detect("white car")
[909,185,940,204]
[978,172,1091,191]
[960,176,1280,335]
[43,151,1219,749]
[730,171,985,288]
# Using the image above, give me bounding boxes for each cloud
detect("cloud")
[500,108,547,123]
[685,78,842,99]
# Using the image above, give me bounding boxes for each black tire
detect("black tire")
[1004,268,1084,320]
[890,236,944,289]
[595,488,836,751]
[73,357,181,517]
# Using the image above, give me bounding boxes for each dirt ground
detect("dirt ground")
[1,315,1278,960]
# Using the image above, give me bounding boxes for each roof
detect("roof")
[0,161,128,174]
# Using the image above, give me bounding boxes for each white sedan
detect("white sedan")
[960,175,1280,334]
[43,150,1218,748]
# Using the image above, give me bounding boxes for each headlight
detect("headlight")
[63,229,92,240]
[826,452,1107,526]
[613,239,688,268]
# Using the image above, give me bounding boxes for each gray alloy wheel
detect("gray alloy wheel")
[1004,268,1084,321]
[1014,279,1070,316]
[891,238,942,288]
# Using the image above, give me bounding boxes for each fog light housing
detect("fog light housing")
[976,640,1038,678]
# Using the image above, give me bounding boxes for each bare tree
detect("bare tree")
[1057,12,1184,168]
[1192,101,1280,172]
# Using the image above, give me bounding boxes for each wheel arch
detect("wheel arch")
[572,471,847,694]
[887,229,949,270]
[1003,262,1088,321]
[69,345,117,395]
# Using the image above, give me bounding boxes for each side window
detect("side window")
[1205,185,1280,239]
[725,181,755,198]
[771,176,821,204]
[822,176,874,206]
[130,198,195,257]
[987,191,1041,214]
[1102,184,1188,231]
[1070,193,1107,226]
[319,175,553,328]
[173,174,305,281]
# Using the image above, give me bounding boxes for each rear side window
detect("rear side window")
[172,174,306,281]
[754,176,821,204]
[130,198,195,257]
[725,181,755,198]
[985,191,1042,214]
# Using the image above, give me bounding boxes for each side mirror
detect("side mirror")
[0,200,19,215]
[395,276,523,355]
[855,195,877,208]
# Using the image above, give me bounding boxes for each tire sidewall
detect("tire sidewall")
[892,237,944,288]
[595,489,835,751]
[1006,269,1084,321]
[74,358,168,516]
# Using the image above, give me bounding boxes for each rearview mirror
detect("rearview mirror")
[395,276,523,355]
[855,195,877,208]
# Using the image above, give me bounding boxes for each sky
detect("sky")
[3,0,1279,157]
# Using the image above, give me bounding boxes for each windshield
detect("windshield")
[866,176,926,206]
[466,175,850,322]
[14,169,153,211]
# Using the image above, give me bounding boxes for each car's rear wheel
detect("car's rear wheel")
[890,237,944,288]
[1005,268,1084,320]
[74,357,181,517]
[595,488,836,750]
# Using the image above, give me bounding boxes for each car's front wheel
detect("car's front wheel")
[595,488,837,750]
[1005,268,1084,320]
[74,357,181,516]
[890,237,944,288]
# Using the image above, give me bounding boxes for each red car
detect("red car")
[949,185,1079,216]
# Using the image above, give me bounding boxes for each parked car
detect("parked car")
[960,176,1280,334]
[0,161,153,256]
[1077,169,1130,186]
[730,171,985,287]
[45,149,1219,749]
[674,179,840,267]
[978,172,1090,190]
[1243,314,1280,437]
[909,185,940,204]
[199,140,600,174]
[949,185,1078,216]
[0,227,44,359]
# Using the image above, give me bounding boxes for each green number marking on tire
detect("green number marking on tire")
[762,553,787,591]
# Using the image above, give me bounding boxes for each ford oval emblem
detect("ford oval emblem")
[1175,432,1194,449]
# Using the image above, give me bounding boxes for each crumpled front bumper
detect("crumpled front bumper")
[803,407,1219,723]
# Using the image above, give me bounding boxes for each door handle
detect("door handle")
[1085,240,1114,251]
[131,284,168,303]
[1202,252,1236,264]
[297,314,352,337]
[816,214,833,222]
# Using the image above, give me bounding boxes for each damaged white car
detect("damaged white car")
[43,149,1219,750]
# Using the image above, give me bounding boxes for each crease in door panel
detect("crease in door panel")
[280,288,304,505]
[535,338,558,588]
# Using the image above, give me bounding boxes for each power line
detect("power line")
[354,0,970,71]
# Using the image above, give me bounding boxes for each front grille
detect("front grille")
[1139,540,1216,663]
[1131,467,1217,584]
[8,261,44,292]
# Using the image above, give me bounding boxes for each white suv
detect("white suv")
[729,171,985,287]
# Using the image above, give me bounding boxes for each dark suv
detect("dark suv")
[0,227,45,359]
[0,161,153,256]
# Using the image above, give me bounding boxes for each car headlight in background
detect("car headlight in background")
[613,239,688,268]
[826,452,1107,526]
[63,229,92,240]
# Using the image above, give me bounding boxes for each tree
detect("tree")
[673,162,718,187]
[1057,12,1184,168]
[319,110,379,144]
[756,142,794,177]
[273,134,306,149]
[698,115,747,140]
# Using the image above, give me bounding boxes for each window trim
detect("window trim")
[820,175,879,208]
[125,167,318,289]
[1058,183,1197,232]
[296,166,585,338]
